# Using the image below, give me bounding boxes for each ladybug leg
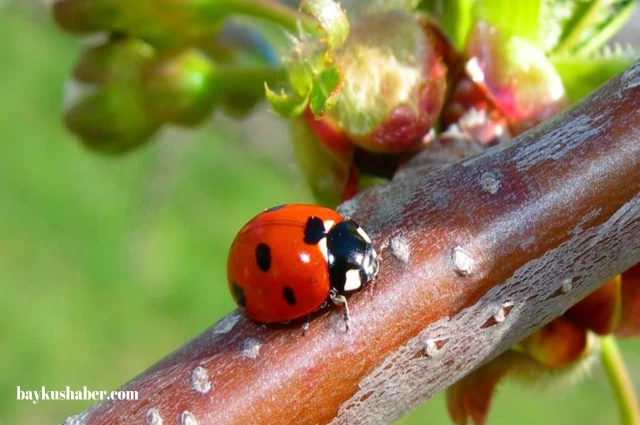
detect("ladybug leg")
[302,314,311,336]
[330,292,351,331]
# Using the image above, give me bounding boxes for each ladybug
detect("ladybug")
[227,204,379,331]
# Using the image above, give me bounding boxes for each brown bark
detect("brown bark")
[63,61,640,425]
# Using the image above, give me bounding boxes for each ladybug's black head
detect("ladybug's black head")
[326,219,379,294]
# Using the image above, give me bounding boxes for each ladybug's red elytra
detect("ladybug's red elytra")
[227,204,379,331]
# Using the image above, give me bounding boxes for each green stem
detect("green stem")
[600,335,640,425]
[214,65,286,95]
[226,0,322,36]
[555,0,606,54]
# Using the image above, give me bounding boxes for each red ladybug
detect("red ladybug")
[227,204,379,331]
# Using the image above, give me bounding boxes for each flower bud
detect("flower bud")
[464,21,567,135]
[328,10,446,153]
[441,73,511,145]
[65,84,159,153]
[142,49,217,126]
[54,0,229,45]
[53,0,106,33]
[565,276,622,335]
[520,317,588,368]
[617,264,640,337]
[73,37,154,84]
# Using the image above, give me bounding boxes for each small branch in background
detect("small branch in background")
[600,335,640,425]
[225,0,323,36]
[62,61,640,425]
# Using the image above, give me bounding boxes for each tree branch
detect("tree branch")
[63,61,640,425]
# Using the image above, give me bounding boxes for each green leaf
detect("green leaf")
[300,0,350,52]
[309,66,343,117]
[264,0,349,119]
[419,0,475,50]
[286,49,316,97]
[264,83,310,117]
[574,1,637,55]
[552,44,639,103]
[554,0,637,55]
[474,0,543,46]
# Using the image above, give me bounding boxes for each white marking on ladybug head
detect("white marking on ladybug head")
[356,226,372,244]
[344,269,362,291]
[363,247,379,280]
[362,252,371,269]
[323,220,335,232]
[317,237,328,262]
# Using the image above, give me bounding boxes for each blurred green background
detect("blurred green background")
[0,3,638,425]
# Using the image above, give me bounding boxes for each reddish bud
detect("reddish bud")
[447,351,532,425]
[329,10,447,153]
[565,276,623,335]
[340,166,360,202]
[521,317,588,368]
[302,110,354,161]
[441,72,511,145]
[291,112,355,207]
[617,263,640,337]
[464,21,567,135]
[416,13,461,72]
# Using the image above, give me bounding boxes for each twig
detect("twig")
[600,335,640,425]
[62,60,640,425]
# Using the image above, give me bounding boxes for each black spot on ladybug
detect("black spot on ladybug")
[282,286,296,306]
[255,243,271,272]
[304,216,326,244]
[232,282,246,308]
[265,204,285,212]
